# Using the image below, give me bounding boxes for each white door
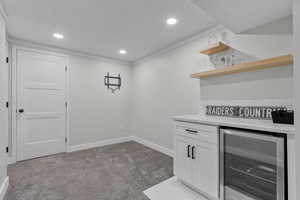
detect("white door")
[193,140,219,199]
[174,136,193,183]
[16,49,68,161]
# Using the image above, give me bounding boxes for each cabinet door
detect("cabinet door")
[174,137,193,184]
[192,141,219,199]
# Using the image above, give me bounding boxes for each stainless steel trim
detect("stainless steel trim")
[277,138,285,200]
[219,129,225,200]
[221,128,280,143]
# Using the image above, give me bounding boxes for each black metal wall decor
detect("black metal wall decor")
[206,105,287,120]
[104,72,121,93]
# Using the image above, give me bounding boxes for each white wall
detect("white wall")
[293,0,300,198]
[69,55,132,146]
[131,26,293,150]
[8,40,133,160]
[0,6,8,197]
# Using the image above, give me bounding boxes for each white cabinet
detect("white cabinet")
[193,140,219,198]
[174,121,219,200]
[174,136,193,183]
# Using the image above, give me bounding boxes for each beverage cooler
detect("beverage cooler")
[220,128,287,200]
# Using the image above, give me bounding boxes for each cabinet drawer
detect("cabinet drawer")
[175,121,219,144]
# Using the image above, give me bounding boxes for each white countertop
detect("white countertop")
[174,115,295,135]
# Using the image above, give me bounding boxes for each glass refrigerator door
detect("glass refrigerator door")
[220,129,285,200]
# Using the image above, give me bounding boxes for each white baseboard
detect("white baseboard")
[67,136,133,152]
[8,136,173,162]
[67,136,174,158]
[7,157,16,165]
[0,177,9,200]
[131,136,174,157]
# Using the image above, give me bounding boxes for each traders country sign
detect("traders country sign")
[206,105,287,120]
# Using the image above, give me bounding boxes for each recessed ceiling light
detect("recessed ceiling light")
[119,49,127,55]
[53,33,64,39]
[166,17,178,25]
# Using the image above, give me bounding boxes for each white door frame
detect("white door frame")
[10,45,70,163]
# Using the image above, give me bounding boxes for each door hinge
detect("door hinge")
[6,57,9,63]
[65,66,68,72]
[6,146,9,153]
[65,137,68,143]
[5,101,9,108]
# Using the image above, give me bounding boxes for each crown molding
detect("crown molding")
[8,36,132,66]
[132,25,224,66]
[8,25,225,67]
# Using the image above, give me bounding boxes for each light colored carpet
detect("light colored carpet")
[4,141,173,200]
[144,177,208,200]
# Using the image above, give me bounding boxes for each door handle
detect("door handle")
[187,145,191,158]
[185,129,198,134]
[191,146,195,159]
[18,109,24,113]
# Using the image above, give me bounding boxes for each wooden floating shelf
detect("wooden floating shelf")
[199,42,230,55]
[191,54,293,79]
